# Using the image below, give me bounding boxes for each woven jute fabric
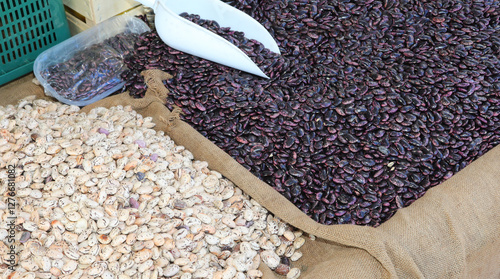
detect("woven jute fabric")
[2,72,500,279]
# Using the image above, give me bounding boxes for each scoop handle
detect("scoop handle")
[155,0,269,78]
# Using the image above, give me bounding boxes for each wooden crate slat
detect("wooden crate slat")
[65,5,144,35]
[63,0,140,24]
[63,0,93,21]
[66,11,90,36]
[92,0,141,23]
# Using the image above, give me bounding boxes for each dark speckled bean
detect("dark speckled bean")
[123,2,500,227]
[42,33,139,102]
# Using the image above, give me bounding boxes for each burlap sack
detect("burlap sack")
[2,72,500,278]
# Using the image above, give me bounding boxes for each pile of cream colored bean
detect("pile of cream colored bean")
[0,97,311,279]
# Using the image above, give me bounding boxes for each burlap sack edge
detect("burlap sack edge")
[3,71,500,278]
[108,71,500,279]
[78,70,400,277]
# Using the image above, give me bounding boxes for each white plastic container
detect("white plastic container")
[34,14,150,106]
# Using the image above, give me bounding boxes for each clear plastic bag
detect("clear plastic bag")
[34,14,150,106]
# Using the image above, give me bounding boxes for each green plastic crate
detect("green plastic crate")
[0,0,70,85]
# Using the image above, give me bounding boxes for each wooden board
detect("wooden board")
[65,5,144,36]
[63,0,141,26]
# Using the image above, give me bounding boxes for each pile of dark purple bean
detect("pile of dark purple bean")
[41,33,139,102]
[122,0,500,226]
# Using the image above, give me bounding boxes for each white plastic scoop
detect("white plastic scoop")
[136,0,281,78]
